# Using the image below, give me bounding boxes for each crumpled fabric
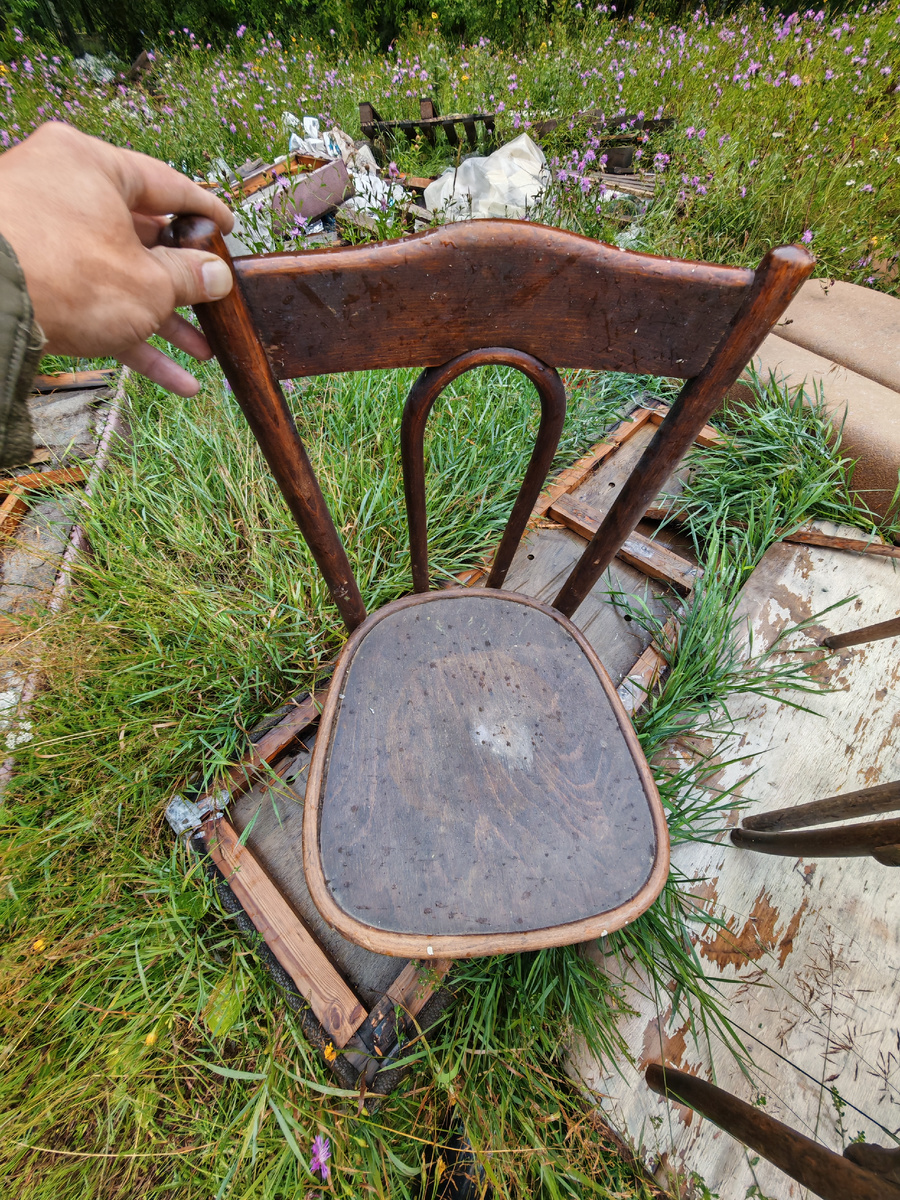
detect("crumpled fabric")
[423,134,550,220]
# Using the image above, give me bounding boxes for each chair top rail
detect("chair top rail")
[233,219,754,381]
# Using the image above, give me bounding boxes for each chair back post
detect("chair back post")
[401,348,567,593]
[164,216,367,633]
[553,244,814,619]
[645,1062,900,1200]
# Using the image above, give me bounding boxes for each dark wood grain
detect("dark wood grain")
[823,613,900,650]
[402,348,566,593]
[645,1063,900,1200]
[232,221,755,381]
[553,244,815,617]
[741,778,900,832]
[303,588,669,958]
[164,216,367,632]
[730,816,900,859]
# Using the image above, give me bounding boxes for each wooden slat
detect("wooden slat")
[616,616,678,715]
[647,406,723,447]
[0,485,28,539]
[201,693,322,809]
[784,528,900,559]
[0,466,86,494]
[531,407,656,520]
[646,505,900,562]
[31,369,116,393]
[385,957,452,1019]
[549,493,700,594]
[203,815,366,1046]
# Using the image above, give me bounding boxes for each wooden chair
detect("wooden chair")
[166,216,812,958]
[645,1062,900,1200]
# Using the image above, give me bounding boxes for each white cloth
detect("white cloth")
[423,134,549,220]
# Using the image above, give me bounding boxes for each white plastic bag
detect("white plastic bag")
[423,134,549,220]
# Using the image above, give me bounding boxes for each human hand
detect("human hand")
[0,122,235,396]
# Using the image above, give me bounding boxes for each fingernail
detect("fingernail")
[202,259,233,300]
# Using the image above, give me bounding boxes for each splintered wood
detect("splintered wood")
[569,519,900,1200]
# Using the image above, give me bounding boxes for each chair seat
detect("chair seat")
[302,588,669,957]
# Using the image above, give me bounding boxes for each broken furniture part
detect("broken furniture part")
[32,368,117,393]
[731,776,900,865]
[646,1063,900,1200]
[166,693,452,1090]
[167,214,811,959]
[199,150,335,200]
[359,96,497,155]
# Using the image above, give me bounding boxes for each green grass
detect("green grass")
[0,353,883,1198]
[5,5,900,285]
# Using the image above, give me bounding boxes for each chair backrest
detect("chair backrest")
[167,216,813,632]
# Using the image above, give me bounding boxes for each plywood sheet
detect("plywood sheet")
[570,520,900,1199]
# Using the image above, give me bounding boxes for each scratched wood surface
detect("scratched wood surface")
[570,519,900,1199]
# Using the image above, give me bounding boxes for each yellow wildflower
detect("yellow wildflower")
[431,11,439,19]
[461,74,469,81]
[323,1041,337,1062]
[32,937,46,952]
[144,1031,158,1047]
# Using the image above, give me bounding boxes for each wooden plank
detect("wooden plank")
[571,519,900,1200]
[549,493,700,594]
[31,369,115,393]
[204,692,321,808]
[0,466,85,494]
[616,616,678,715]
[202,814,367,1046]
[531,407,656,520]
[385,957,452,1019]
[647,406,723,447]
[785,528,900,559]
[0,485,28,540]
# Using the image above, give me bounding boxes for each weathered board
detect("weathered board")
[570,519,900,1199]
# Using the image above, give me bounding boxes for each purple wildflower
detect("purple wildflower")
[801,229,813,243]
[311,1134,331,1180]
[789,74,803,86]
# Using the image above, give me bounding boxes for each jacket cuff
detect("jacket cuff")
[0,230,40,470]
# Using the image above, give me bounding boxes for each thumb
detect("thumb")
[149,245,234,307]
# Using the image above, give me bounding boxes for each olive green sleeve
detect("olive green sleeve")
[0,230,41,470]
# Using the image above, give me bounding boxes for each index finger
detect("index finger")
[107,141,235,234]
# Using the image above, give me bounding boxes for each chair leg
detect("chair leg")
[741,779,900,832]
[844,1144,900,1185]
[730,817,900,861]
[823,614,900,651]
[645,1063,900,1200]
